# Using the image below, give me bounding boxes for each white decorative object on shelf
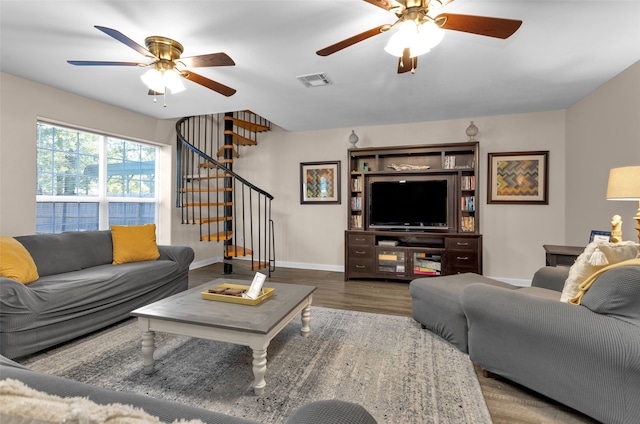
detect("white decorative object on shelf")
[466,121,478,141]
[349,130,359,148]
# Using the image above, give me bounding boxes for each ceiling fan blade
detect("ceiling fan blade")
[181,71,236,97]
[180,53,235,68]
[397,49,417,74]
[94,25,152,57]
[435,13,522,39]
[67,60,144,66]
[363,0,404,12]
[317,24,391,56]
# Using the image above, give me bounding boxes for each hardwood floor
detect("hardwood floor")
[190,263,598,424]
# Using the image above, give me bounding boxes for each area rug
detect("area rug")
[17,307,492,424]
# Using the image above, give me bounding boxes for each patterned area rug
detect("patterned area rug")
[18,307,491,423]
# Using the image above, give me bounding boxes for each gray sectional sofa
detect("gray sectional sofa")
[410,265,640,424]
[0,230,194,359]
[0,355,378,423]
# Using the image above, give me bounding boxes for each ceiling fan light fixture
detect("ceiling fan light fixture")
[141,67,185,94]
[384,18,444,58]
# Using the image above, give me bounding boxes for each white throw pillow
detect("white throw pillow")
[559,241,639,302]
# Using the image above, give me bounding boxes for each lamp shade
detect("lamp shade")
[606,166,640,200]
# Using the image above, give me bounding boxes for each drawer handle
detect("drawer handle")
[457,256,469,261]
[355,265,366,269]
[456,242,469,246]
[355,250,365,255]
[355,238,366,242]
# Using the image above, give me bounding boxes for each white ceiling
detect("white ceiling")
[1,0,639,132]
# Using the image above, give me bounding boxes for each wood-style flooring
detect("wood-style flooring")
[190,263,598,424]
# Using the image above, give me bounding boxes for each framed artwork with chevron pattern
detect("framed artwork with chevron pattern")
[300,160,341,204]
[487,151,549,205]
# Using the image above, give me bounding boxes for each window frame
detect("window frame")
[36,120,160,234]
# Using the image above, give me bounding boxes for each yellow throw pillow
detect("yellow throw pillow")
[111,224,160,265]
[0,236,39,284]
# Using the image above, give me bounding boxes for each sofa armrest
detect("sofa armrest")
[285,399,378,424]
[157,245,194,271]
[530,266,568,291]
[460,283,640,424]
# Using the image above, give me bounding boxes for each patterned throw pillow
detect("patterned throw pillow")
[560,241,639,302]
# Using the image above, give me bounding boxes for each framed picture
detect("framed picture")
[589,230,611,243]
[300,161,341,204]
[487,151,549,204]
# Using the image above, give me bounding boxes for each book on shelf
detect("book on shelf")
[378,254,398,261]
[413,268,439,275]
[460,216,475,232]
[378,240,398,246]
[461,175,475,190]
[351,177,363,192]
[461,196,475,211]
[350,215,363,228]
[351,196,362,211]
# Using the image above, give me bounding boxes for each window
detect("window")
[36,122,158,234]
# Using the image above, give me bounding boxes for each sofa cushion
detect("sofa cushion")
[15,231,113,277]
[559,241,639,302]
[575,265,640,322]
[0,237,39,284]
[111,224,160,265]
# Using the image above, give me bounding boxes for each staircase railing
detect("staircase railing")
[176,114,275,275]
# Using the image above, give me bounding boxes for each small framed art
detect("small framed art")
[487,151,549,205]
[589,230,611,243]
[300,161,341,204]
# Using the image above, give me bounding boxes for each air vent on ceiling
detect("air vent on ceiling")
[297,73,332,88]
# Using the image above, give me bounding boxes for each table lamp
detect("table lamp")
[606,166,640,243]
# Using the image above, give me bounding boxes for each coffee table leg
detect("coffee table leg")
[251,344,268,396]
[141,330,156,374]
[301,303,311,337]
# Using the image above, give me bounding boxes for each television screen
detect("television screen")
[369,179,448,230]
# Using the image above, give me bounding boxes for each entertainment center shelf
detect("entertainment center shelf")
[346,142,481,281]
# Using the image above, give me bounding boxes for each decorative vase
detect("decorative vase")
[349,130,359,148]
[466,121,478,141]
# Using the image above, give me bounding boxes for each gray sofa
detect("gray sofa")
[0,355,378,423]
[410,265,640,424]
[0,230,194,359]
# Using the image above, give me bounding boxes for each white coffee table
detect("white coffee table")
[130,279,316,395]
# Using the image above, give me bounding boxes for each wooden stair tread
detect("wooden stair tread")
[201,231,233,241]
[216,146,239,158]
[183,201,232,207]
[224,245,253,257]
[179,187,232,193]
[224,130,257,146]
[224,116,270,133]
[184,217,232,224]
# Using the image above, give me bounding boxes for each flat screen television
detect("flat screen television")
[368,176,454,231]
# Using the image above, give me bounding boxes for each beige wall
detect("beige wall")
[2,60,638,282]
[565,60,640,244]
[233,111,566,281]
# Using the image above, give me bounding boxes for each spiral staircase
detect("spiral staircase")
[176,111,275,275]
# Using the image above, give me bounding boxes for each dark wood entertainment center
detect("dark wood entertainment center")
[345,142,482,281]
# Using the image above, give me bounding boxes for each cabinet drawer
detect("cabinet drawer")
[348,258,374,274]
[348,245,374,258]
[445,251,479,268]
[348,234,375,246]
[445,238,479,251]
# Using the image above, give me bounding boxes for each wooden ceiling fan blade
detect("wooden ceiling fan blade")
[363,0,404,12]
[317,24,390,56]
[180,52,235,68]
[94,25,152,57]
[67,60,143,66]
[182,71,236,97]
[436,13,522,39]
[397,49,417,74]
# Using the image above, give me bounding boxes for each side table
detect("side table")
[543,245,584,267]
